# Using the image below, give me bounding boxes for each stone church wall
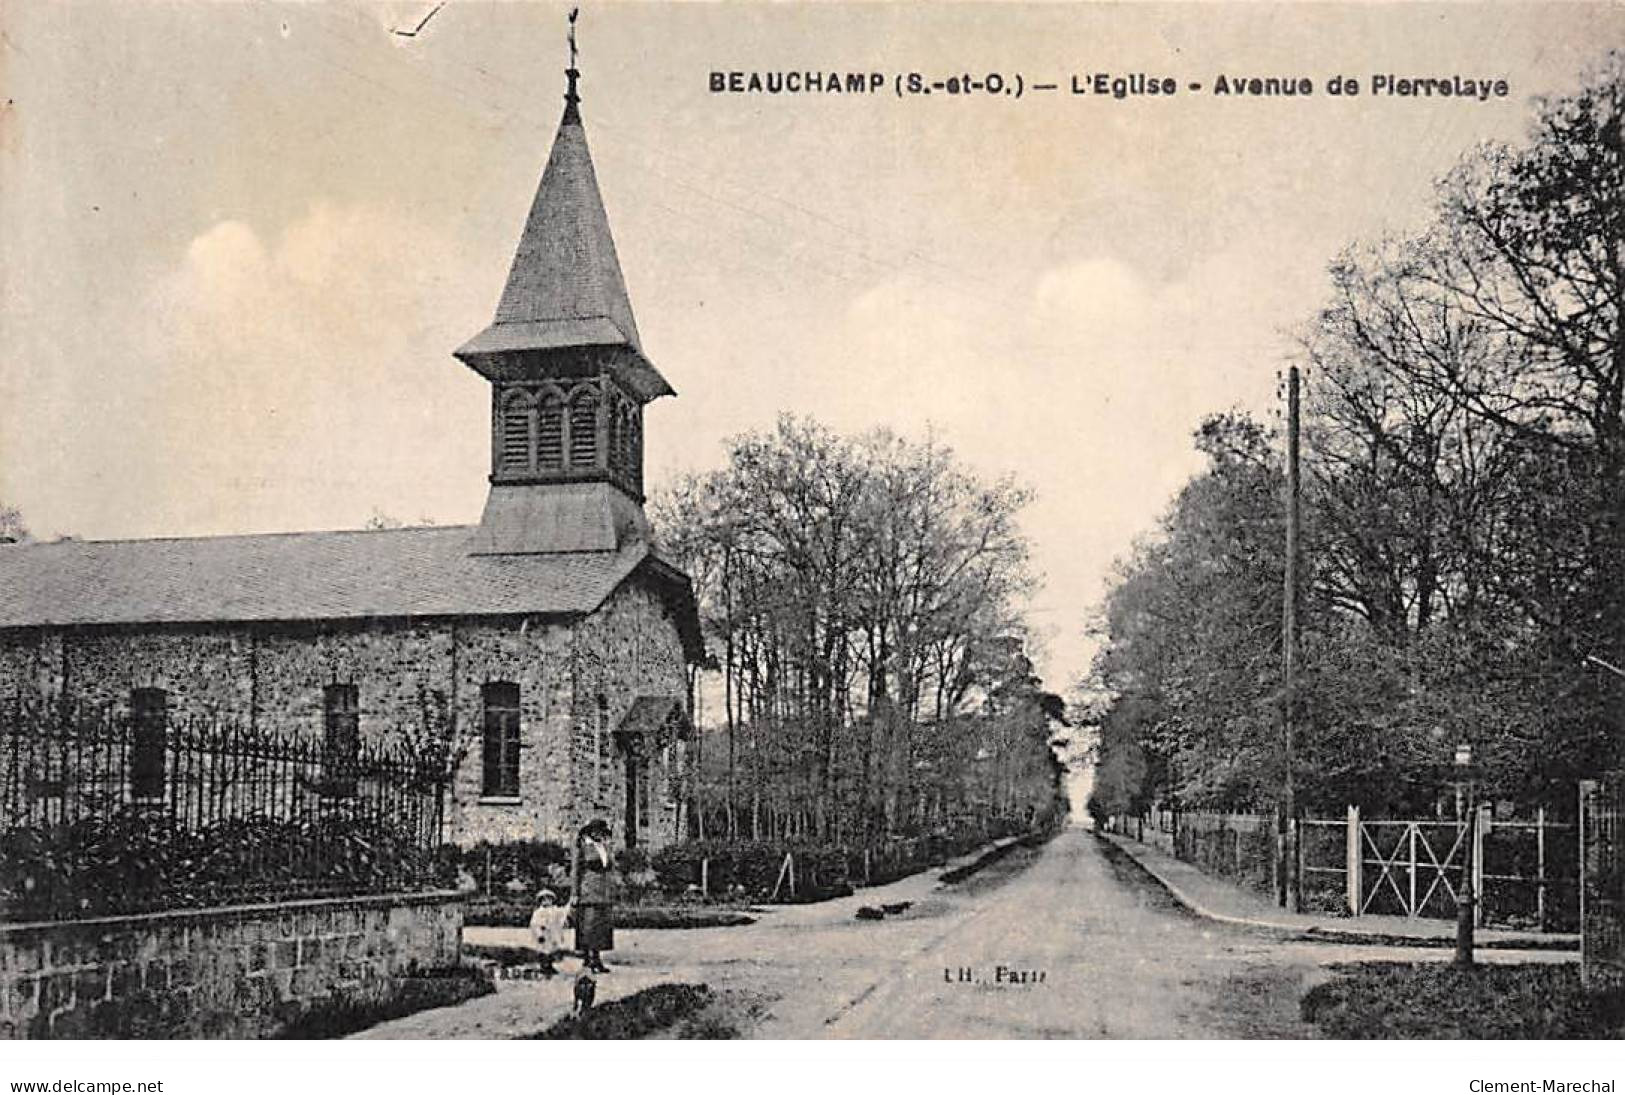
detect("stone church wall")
[444,617,577,847]
[252,620,456,743]
[570,580,689,850]
[0,589,688,850]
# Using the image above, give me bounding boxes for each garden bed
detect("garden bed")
[529,983,715,1039]
[462,942,553,969]
[464,898,756,930]
[273,964,495,1038]
[1300,962,1624,1039]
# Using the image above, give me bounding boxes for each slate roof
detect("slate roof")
[615,695,695,741]
[0,526,695,652]
[456,97,673,403]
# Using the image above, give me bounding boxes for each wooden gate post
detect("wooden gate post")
[1273,808,1285,908]
[1408,823,1418,918]
[1579,780,1592,984]
[1474,804,1489,927]
[1346,805,1361,916]
[1536,805,1547,932]
[1291,815,1302,913]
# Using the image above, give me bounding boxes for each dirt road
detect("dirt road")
[585,829,1322,1037]
[442,828,1565,1039]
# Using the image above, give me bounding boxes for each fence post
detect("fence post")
[1408,823,1418,918]
[1346,805,1361,916]
[1473,804,1489,927]
[1536,805,1546,933]
[1578,781,1591,984]
[701,856,709,899]
[1291,815,1302,913]
[1273,810,1284,907]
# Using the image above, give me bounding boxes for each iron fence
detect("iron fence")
[1,701,454,920]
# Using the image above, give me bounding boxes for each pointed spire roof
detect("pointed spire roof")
[457,70,673,400]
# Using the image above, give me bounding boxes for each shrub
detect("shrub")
[649,840,860,900]
[1300,962,1625,1039]
[616,906,755,929]
[450,839,571,899]
[462,894,539,928]
[645,825,1029,903]
[0,812,452,921]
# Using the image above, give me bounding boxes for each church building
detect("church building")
[0,63,702,851]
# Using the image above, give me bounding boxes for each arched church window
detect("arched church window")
[501,391,535,474]
[537,392,565,471]
[569,388,599,469]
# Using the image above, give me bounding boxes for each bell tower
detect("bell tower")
[455,37,674,555]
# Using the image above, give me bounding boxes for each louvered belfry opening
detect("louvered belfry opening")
[569,386,599,468]
[500,390,535,475]
[489,365,644,498]
[538,393,565,469]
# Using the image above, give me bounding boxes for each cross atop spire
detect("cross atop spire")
[565,8,580,118]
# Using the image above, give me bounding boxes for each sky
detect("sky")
[2,1,1621,695]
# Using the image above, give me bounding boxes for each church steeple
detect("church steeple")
[456,27,673,556]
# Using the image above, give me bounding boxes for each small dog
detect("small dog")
[572,972,597,1017]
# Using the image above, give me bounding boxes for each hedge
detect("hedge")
[1,812,453,921]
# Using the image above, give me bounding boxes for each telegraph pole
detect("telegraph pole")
[1282,366,1301,913]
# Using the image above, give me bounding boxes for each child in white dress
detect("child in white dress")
[528,888,572,966]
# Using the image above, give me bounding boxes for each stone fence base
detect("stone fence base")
[1,890,464,1039]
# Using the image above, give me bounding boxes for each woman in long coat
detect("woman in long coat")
[571,819,615,972]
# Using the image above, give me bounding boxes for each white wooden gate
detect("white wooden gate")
[1298,805,1578,930]
[1356,815,1477,920]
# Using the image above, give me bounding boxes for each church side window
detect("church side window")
[569,388,599,469]
[501,391,535,475]
[481,682,521,798]
[594,693,608,797]
[129,687,167,800]
[323,684,360,797]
